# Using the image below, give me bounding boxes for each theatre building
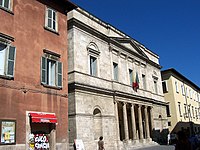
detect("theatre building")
[68,8,168,150]
[0,0,76,149]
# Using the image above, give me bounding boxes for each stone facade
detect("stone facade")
[68,8,168,150]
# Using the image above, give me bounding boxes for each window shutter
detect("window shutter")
[57,61,62,87]
[45,7,49,28]
[6,46,16,77]
[41,56,47,84]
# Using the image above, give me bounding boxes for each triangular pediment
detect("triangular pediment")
[110,37,148,59]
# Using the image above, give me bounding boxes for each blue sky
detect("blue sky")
[70,0,200,87]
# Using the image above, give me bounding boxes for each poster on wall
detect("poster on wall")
[29,133,50,150]
[1,121,16,144]
[74,139,85,150]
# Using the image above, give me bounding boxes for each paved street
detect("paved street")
[133,145,175,150]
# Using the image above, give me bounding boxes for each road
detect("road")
[133,145,175,150]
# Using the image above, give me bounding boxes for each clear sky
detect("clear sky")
[70,0,200,87]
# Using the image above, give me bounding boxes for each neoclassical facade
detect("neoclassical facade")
[68,8,168,150]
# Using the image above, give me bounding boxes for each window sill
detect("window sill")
[0,6,14,15]
[0,142,16,145]
[42,83,62,90]
[0,75,14,80]
[44,26,59,35]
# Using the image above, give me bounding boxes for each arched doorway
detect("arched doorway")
[93,108,102,140]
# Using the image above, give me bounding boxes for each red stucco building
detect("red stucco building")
[0,0,76,149]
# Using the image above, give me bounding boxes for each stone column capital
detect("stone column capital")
[114,100,119,104]
[137,104,142,109]
[131,103,135,107]
[123,102,128,106]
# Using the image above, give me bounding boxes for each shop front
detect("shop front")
[27,112,57,150]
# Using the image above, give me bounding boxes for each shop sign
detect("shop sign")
[29,134,49,150]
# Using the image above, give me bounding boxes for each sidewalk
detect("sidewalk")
[132,145,175,150]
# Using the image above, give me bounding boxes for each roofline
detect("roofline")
[161,68,200,91]
[68,18,162,69]
[65,0,77,12]
[72,6,159,57]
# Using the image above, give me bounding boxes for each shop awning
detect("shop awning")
[29,112,57,123]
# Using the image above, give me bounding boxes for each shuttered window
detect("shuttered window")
[57,61,62,87]
[41,56,62,88]
[0,43,16,77]
[7,46,16,76]
[0,0,11,10]
[45,7,57,31]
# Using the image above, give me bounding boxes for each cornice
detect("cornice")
[161,68,200,91]
[0,32,14,42]
[68,18,162,69]
[68,82,168,106]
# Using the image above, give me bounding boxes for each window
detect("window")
[192,106,194,118]
[142,74,146,90]
[195,92,199,101]
[45,7,57,31]
[0,0,11,10]
[178,102,182,117]
[175,81,179,93]
[186,88,189,98]
[189,90,192,99]
[87,42,100,77]
[129,69,133,85]
[188,105,191,118]
[0,120,16,144]
[181,85,185,96]
[199,108,200,119]
[184,104,188,118]
[166,105,171,117]
[113,62,118,81]
[195,108,198,119]
[90,56,97,76]
[0,42,16,77]
[168,121,171,126]
[153,78,158,94]
[41,54,62,88]
[162,81,168,93]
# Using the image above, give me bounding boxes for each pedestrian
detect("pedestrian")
[98,136,105,150]
[175,131,191,150]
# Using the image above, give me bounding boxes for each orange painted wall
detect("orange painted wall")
[0,0,69,144]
